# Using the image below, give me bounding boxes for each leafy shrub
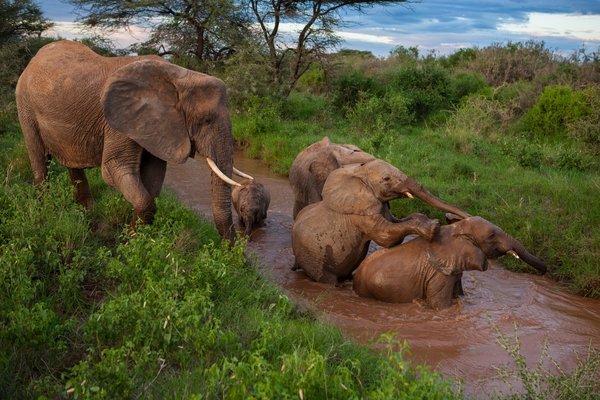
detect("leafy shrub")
[348,91,414,134]
[465,40,558,86]
[566,85,600,155]
[446,94,513,137]
[519,85,589,138]
[449,72,487,103]
[332,70,382,109]
[386,63,452,120]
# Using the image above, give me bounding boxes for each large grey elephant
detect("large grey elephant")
[288,137,375,219]
[291,159,471,284]
[353,216,547,309]
[16,40,246,241]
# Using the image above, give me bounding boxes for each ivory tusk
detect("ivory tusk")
[507,250,520,259]
[403,191,414,199]
[233,167,254,180]
[206,158,241,187]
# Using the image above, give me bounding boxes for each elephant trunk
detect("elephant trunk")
[206,124,236,243]
[509,238,547,274]
[409,181,471,219]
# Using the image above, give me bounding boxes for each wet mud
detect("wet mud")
[165,153,600,398]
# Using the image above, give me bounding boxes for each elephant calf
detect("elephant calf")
[353,216,547,309]
[232,179,270,237]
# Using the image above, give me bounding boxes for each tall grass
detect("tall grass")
[0,125,457,398]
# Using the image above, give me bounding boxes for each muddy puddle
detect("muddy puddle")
[165,153,600,398]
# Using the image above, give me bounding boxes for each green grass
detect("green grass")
[232,91,600,297]
[0,126,458,398]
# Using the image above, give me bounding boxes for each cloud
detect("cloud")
[44,21,151,48]
[498,13,600,41]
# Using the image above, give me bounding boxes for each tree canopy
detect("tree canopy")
[0,0,52,44]
[69,0,411,94]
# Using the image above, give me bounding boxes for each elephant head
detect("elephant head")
[232,178,271,237]
[102,59,239,240]
[322,159,471,220]
[289,137,375,219]
[443,216,547,274]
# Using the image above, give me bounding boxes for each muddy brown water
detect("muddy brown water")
[165,153,600,398]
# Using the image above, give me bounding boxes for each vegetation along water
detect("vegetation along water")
[0,1,598,398]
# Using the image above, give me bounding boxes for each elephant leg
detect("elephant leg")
[68,168,94,208]
[362,215,439,248]
[104,160,156,226]
[318,270,339,285]
[20,120,48,184]
[140,150,167,199]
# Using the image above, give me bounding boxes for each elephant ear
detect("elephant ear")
[102,59,191,164]
[432,228,488,275]
[322,167,381,215]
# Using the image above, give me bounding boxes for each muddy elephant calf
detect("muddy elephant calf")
[353,216,547,309]
[232,178,270,237]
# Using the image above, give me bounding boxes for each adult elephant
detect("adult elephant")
[16,40,246,241]
[291,159,471,284]
[353,216,547,309]
[289,137,375,219]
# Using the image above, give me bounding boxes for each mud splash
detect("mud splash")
[165,153,600,397]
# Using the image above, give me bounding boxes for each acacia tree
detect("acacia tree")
[69,0,251,68]
[247,0,410,96]
[0,0,52,44]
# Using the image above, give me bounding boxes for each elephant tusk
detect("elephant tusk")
[206,158,241,187]
[507,250,520,259]
[403,191,414,199]
[233,167,254,180]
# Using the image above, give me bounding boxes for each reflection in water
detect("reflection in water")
[165,153,600,398]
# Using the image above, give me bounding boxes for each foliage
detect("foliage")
[465,40,559,86]
[69,0,252,68]
[0,0,52,44]
[0,125,458,398]
[348,90,414,134]
[519,85,589,139]
[248,0,410,96]
[493,323,600,399]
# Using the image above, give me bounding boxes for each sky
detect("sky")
[40,0,600,57]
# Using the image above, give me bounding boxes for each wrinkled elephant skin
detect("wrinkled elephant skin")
[353,216,547,309]
[292,159,471,284]
[232,178,271,237]
[289,137,375,219]
[16,40,237,240]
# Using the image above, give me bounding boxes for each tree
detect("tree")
[0,0,52,44]
[247,0,411,96]
[69,0,252,69]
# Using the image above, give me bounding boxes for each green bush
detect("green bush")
[449,72,487,103]
[519,85,589,138]
[332,70,383,109]
[566,85,600,155]
[348,91,414,134]
[386,63,452,120]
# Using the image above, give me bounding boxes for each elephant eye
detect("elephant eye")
[383,176,391,181]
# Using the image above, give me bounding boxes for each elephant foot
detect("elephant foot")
[291,263,301,271]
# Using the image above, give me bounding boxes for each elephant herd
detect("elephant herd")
[16,41,546,311]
